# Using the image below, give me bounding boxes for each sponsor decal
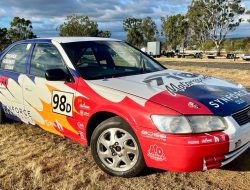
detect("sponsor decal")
[188,102,200,109]
[79,111,90,117]
[209,90,249,108]
[77,122,85,129]
[79,131,85,140]
[54,120,63,131]
[44,120,55,127]
[2,104,32,122]
[187,140,200,145]
[141,130,167,141]
[147,145,166,161]
[143,72,211,96]
[79,103,90,110]
[235,139,242,149]
[201,138,213,144]
[80,110,84,116]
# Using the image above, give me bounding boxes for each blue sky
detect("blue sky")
[0,0,250,39]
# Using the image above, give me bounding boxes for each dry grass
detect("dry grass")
[0,63,250,190]
[157,57,250,64]
[166,65,250,89]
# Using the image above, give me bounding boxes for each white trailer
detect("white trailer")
[147,41,160,56]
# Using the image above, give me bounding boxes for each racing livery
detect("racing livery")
[0,37,249,177]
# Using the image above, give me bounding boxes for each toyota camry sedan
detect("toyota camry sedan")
[0,37,249,177]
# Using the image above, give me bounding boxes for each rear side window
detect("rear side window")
[0,43,31,73]
[30,43,67,77]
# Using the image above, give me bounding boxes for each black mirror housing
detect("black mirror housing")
[45,69,69,81]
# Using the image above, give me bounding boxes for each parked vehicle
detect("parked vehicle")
[0,37,249,177]
[242,54,250,61]
[147,41,161,57]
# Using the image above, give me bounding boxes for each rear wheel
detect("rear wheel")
[0,104,6,124]
[90,116,145,177]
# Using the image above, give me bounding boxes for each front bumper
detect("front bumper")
[138,116,250,172]
[203,141,250,170]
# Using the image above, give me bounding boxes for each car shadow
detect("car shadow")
[140,168,165,176]
[220,149,250,172]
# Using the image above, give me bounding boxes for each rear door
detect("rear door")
[0,43,32,122]
[23,43,80,139]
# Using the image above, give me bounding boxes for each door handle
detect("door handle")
[24,87,33,92]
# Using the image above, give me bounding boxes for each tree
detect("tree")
[0,27,11,51]
[58,15,111,37]
[201,40,214,53]
[123,18,144,47]
[161,14,189,51]
[97,30,111,38]
[8,17,36,42]
[246,10,250,23]
[188,0,245,55]
[141,17,158,43]
[223,39,240,53]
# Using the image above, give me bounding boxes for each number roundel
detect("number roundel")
[52,91,73,116]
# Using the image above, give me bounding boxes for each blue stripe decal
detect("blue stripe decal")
[177,85,250,116]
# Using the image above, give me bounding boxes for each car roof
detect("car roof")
[35,37,121,43]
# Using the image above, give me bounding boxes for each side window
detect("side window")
[0,43,31,73]
[30,43,67,77]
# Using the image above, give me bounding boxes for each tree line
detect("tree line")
[0,0,250,54]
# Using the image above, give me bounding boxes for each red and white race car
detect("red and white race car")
[0,37,249,177]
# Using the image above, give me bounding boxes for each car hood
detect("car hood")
[88,69,250,116]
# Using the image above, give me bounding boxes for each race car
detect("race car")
[0,37,249,177]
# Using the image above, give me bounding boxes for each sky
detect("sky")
[0,0,250,40]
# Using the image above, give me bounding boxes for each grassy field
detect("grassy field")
[157,57,250,64]
[0,62,250,190]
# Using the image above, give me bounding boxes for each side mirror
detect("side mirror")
[45,69,69,81]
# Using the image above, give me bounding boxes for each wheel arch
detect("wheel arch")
[86,110,137,146]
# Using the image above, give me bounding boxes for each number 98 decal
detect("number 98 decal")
[52,91,73,117]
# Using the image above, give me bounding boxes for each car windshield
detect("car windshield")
[62,41,165,80]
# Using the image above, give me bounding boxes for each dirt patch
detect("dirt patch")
[0,62,250,190]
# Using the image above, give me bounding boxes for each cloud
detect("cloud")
[0,0,249,39]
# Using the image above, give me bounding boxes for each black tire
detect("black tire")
[0,104,6,124]
[90,116,146,177]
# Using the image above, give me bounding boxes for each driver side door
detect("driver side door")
[23,43,79,139]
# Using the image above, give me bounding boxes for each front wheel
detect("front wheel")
[90,116,145,177]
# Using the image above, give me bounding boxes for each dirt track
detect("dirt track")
[0,62,250,190]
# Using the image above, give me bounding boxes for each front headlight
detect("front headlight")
[151,115,227,134]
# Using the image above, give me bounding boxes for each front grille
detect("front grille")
[232,106,250,126]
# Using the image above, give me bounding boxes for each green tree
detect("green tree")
[123,18,144,47]
[161,14,189,51]
[201,40,214,53]
[223,39,239,53]
[246,10,250,23]
[241,37,250,53]
[8,17,36,42]
[0,27,11,51]
[188,0,245,55]
[58,15,111,37]
[97,30,111,38]
[141,17,158,43]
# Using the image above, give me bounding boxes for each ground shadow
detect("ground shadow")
[140,167,165,176]
[220,149,250,172]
